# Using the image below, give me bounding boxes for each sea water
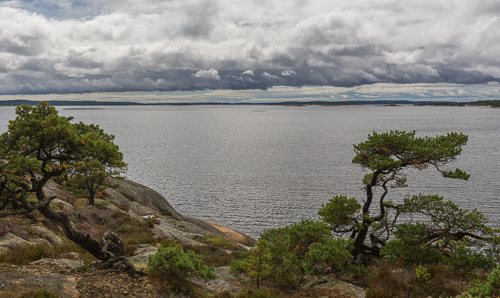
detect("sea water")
[0,104,498,237]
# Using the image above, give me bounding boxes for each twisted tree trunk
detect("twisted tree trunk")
[38,204,125,261]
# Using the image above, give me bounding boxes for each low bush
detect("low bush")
[366,264,466,298]
[236,289,288,298]
[0,244,54,265]
[463,265,500,297]
[160,237,244,268]
[0,242,97,265]
[148,274,209,298]
[76,221,98,238]
[259,219,354,289]
[110,212,156,256]
[147,243,216,281]
[0,221,14,236]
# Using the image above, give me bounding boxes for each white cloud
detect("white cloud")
[282,70,296,76]
[261,72,279,79]
[0,0,499,96]
[192,69,221,80]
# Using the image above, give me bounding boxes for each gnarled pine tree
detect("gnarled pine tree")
[319,131,482,261]
[0,102,131,266]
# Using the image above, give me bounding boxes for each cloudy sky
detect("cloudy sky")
[1,0,500,103]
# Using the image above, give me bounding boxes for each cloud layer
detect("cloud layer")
[1,0,500,97]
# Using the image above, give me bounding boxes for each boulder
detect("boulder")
[0,272,79,297]
[205,221,257,247]
[183,215,231,239]
[50,199,74,213]
[129,201,159,217]
[303,275,366,298]
[107,178,183,220]
[0,232,30,249]
[103,188,132,210]
[30,226,65,247]
[127,244,158,270]
[127,210,148,225]
[152,218,207,246]
[106,179,251,246]
[31,258,83,270]
[189,266,243,296]
[58,252,79,260]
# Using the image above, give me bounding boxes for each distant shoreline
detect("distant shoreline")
[0,99,499,107]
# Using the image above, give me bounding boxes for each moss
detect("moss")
[21,289,58,298]
[193,235,238,250]
[120,192,137,202]
[110,201,129,211]
[94,200,110,210]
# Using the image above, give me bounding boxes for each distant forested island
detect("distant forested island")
[0,99,499,107]
[413,99,500,107]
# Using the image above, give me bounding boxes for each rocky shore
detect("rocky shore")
[0,178,365,297]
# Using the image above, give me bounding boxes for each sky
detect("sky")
[1,0,500,103]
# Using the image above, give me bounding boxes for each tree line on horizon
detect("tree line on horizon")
[0,101,499,297]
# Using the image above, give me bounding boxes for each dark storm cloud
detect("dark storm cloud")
[19,58,57,72]
[1,65,497,95]
[0,1,500,97]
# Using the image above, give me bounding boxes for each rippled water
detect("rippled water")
[1,105,499,237]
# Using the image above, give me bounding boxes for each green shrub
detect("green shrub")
[463,265,500,297]
[20,289,57,298]
[147,243,216,281]
[415,265,430,283]
[77,265,92,272]
[174,239,243,267]
[259,219,354,289]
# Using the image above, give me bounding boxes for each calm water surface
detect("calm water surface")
[0,105,498,237]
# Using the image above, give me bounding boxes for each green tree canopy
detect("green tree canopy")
[319,130,499,266]
[69,122,126,205]
[0,102,128,262]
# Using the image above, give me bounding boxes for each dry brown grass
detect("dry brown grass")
[0,242,97,266]
[365,264,467,298]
